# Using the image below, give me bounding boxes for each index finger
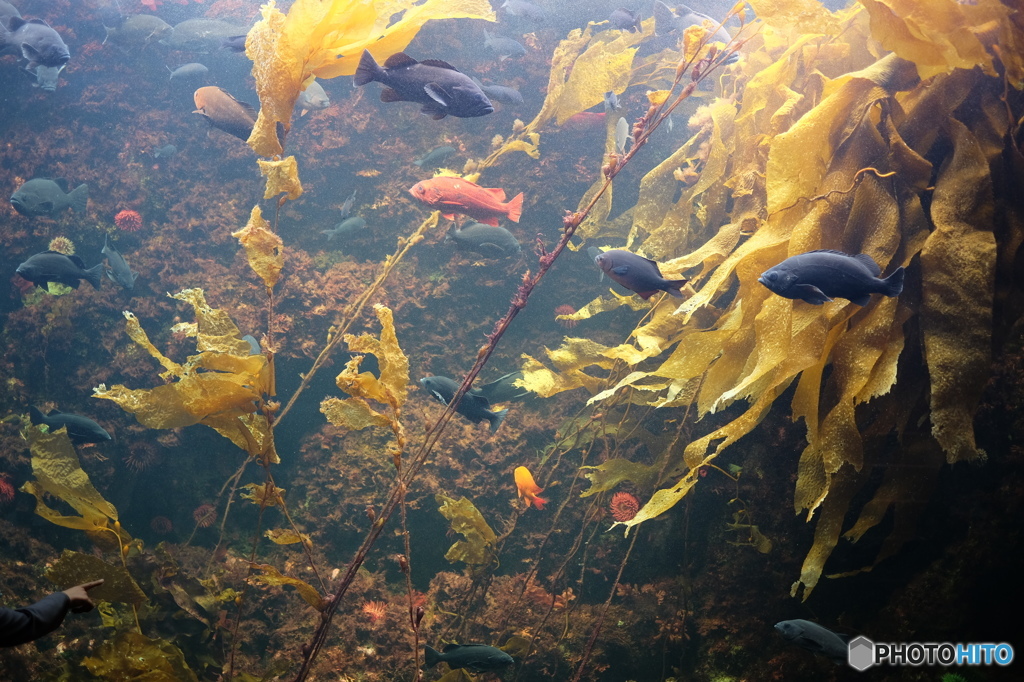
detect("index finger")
[80,579,105,591]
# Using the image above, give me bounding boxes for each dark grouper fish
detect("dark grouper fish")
[424,643,514,673]
[30,406,111,444]
[102,234,138,291]
[16,251,104,290]
[354,50,493,119]
[774,619,850,665]
[594,249,688,300]
[0,17,70,68]
[419,376,508,433]
[11,178,88,217]
[758,250,904,306]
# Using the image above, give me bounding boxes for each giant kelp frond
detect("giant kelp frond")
[82,631,198,682]
[435,494,498,567]
[524,0,1023,600]
[246,0,496,156]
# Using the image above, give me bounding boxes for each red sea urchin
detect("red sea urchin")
[554,304,578,328]
[150,516,173,534]
[609,492,640,522]
[114,209,143,232]
[192,503,217,528]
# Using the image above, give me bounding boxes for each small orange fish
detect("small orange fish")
[408,176,523,226]
[514,466,547,510]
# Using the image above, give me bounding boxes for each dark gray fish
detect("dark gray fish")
[297,80,330,114]
[419,376,508,433]
[242,334,261,355]
[478,82,524,106]
[413,146,456,169]
[169,62,208,81]
[424,644,514,673]
[338,189,358,218]
[1,17,69,68]
[757,250,904,306]
[24,62,63,91]
[102,234,138,291]
[449,222,521,259]
[774,620,850,665]
[653,1,736,62]
[30,406,111,444]
[103,14,173,51]
[16,251,104,290]
[501,0,546,21]
[354,50,493,119]
[483,29,526,60]
[153,144,178,159]
[11,178,88,217]
[322,216,366,241]
[221,34,247,52]
[594,249,687,299]
[193,86,256,142]
[476,371,529,404]
[609,8,642,32]
[603,91,621,111]
[164,18,247,52]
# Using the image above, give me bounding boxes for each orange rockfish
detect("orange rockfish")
[514,466,547,510]
[409,176,523,227]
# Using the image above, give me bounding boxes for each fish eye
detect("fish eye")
[767,272,778,281]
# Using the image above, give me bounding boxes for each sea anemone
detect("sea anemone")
[554,304,578,329]
[150,516,173,534]
[361,600,387,626]
[114,209,143,232]
[609,492,640,522]
[47,236,75,255]
[0,475,15,505]
[123,443,161,472]
[192,503,217,528]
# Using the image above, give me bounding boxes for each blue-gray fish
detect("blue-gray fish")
[24,62,63,91]
[221,34,247,52]
[153,144,177,159]
[0,17,69,68]
[419,376,508,433]
[615,116,630,154]
[424,644,514,673]
[30,406,111,444]
[483,29,526,60]
[0,1,20,28]
[102,234,138,291]
[338,189,358,218]
[653,1,732,47]
[322,216,366,241]
[449,222,521,258]
[11,178,88,216]
[297,80,330,114]
[169,62,208,81]
[501,0,546,21]
[757,250,904,306]
[775,620,850,665]
[354,51,493,119]
[594,249,687,299]
[102,14,173,52]
[476,371,529,404]
[603,91,621,112]
[609,8,642,32]
[164,18,247,52]
[478,82,524,106]
[414,146,456,169]
[16,251,104,290]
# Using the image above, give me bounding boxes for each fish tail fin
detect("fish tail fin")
[424,646,441,669]
[83,263,104,290]
[29,405,45,425]
[532,494,548,510]
[505,192,524,223]
[664,278,689,298]
[488,408,509,433]
[413,159,424,167]
[68,184,89,213]
[354,49,381,86]
[882,266,904,297]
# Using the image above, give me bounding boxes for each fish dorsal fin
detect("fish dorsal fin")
[853,253,881,276]
[420,58,459,71]
[484,187,507,201]
[235,98,258,120]
[47,409,62,416]
[442,644,468,653]
[52,178,69,192]
[67,254,86,268]
[384,52,418,69]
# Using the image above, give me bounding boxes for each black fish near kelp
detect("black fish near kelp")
[775,619,851,665]
[593,249,687,300]
[424,643,514,673]
[448,222,521,259]
[16,251,104,290]
[419,376,507,433]
[102,234,138,291]
[30,407,111,444]
[354,50,493,119]
[757,250,904,306]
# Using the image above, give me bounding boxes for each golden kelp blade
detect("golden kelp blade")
[246,0,495,156]
[250,563,323,610]
[241,482,285,507]
[435,494,497,566]
[233,205,285,290]
[579,459,659,497]
[265,528,312,548]
[82,631,198,681]
[21,427,125,540]
[46,550,146,606]
[257,156,303,201]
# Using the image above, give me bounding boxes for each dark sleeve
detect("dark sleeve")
[0,593,71,647]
